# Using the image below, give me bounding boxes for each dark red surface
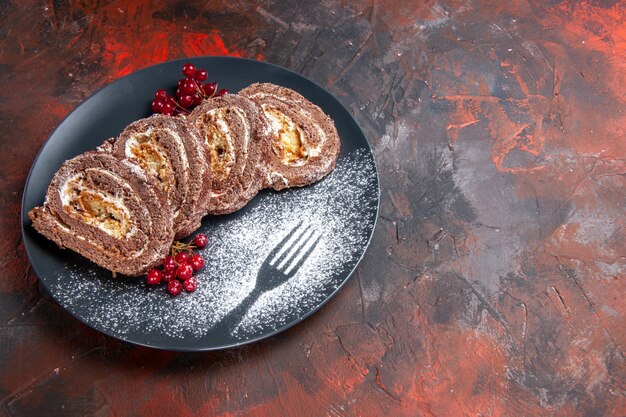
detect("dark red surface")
[1,1,624,416]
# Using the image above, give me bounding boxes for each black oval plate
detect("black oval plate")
[21,57,379,351]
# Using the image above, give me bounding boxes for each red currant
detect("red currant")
[191,93,202,105]
[178,78,186,88]
[179,95,194,108]
[151,100,164,113]
[167,280,182,296]
[181,79,197,95]
[162,256,176,272]
[182,63,196,78]
[194,233,208,248]
[176,87,184,98]
[162,102,174,115]
[217,88,229,97]
[155,89,168,101]
[183,277,197,292]
[176,263,193,280]
[190,254,204,271]
[146,269,162,285]
[162,269,176,283]
[195,69,208,82]
[175,252,190,265]
[203,82,217,96]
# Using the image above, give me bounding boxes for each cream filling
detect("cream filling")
[203,108,235,180]
[251,94,326,158]
[124,128,189,218]
[200,107,251,184]
[55,221,85,240]
[262,104,318,166]
[209,190,225,198]
[60,173,135,239]
[269,171,290,187]
[232,107,250,176]
[91,167,151,234]
[297,108,324,157]
[125,128,189,172]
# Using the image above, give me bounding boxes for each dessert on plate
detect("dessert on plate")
[29,151,174,276]
[187,94,269,215]
[240,83,340,190]
[109,114,211,238]
[29,78,340,278]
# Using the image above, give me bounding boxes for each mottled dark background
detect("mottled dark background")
[1,0,624,416]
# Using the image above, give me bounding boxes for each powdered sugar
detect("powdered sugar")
[50,148,378,345]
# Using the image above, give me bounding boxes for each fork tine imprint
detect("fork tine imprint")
[284,233,322,275]
[266,221,302,264]
[275,226,313,269]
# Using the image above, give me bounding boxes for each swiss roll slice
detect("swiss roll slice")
[239,83,340,190]
[188,94,268,214]
[29,151,174,276]
[110,114,210,238]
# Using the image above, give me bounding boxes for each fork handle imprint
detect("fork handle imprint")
[212,287,263,336]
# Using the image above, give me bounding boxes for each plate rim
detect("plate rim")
[20,56,381,351]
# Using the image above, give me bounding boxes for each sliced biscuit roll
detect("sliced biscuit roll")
[29,151,174,276]
[239,83,340,190]
[111,115,210,238]
[188,94,268,214]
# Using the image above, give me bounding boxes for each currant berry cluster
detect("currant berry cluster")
[145,233,209,296]
[151,63,229,116]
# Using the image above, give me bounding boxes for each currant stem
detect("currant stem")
[170,240,198,256]
[171,101,191,115]
[196,83,206,99]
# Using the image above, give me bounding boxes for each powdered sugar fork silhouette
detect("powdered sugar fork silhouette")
[212,222,322,337]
